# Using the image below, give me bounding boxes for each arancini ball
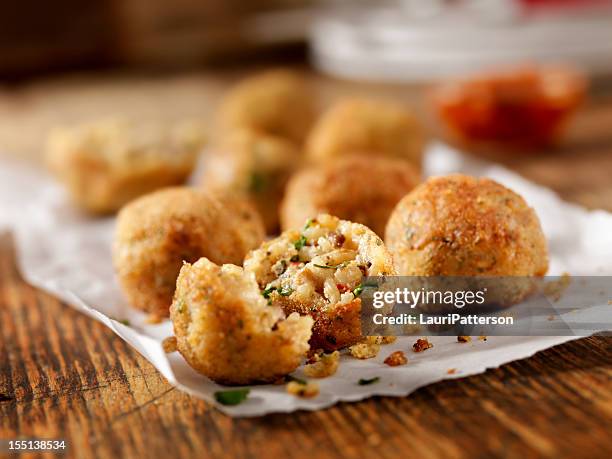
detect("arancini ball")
[385,174,548,277]
[218,69,317,144]
[306,98,425,167]
[280,155,420,236]
[113,187,265,320]
[46,118,205,214]
[202,128,300,233]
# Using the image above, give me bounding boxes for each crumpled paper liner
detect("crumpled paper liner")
[1,143,610,417]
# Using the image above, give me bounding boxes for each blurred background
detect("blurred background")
[1,0,612,207]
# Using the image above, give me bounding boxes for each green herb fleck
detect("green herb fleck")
[262,286,277,299]
[294,235,308,251]
[286,375,307,385]
[358,377,380,386]
[118,319,130,326]
[303,218,314,230]
[353,280,379,296]
[279,286,294,296]
[214,389,250,406]
[248,172,267,193]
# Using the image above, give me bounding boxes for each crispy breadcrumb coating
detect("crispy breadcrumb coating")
[113,187,265,319]
[244,214,396,351]
[385,174,548,310]
[349,342,380,359]
[170,258,313,385]
[281,155,420,236]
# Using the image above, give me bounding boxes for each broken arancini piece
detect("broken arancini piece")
[244,214,396,351]
[170,258,313,385]
[113,187,265,320]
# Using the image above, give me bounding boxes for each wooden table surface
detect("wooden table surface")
[0,67,611,459]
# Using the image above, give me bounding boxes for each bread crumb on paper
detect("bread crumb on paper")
[412,338,433,353]
[447,368,457,375]
[286,380,319,398]
[303,351,340,378]
[384,351,408,367]
[162,336,177,353]
[349,342,380,359]
[457,336,471,343]
[478,335,488,341]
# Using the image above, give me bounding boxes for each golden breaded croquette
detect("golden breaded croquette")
[218,69,317,144]
[202,128,300,233]
[385,175,548,309]
[305,98,425,167]
[280,155,420,236]
[46,118,205,214]
[244,214,396,351]
[170,258,313,385]
[113,187,265,320]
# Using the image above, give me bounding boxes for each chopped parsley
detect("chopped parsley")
[358,377,380,386]
[353,280,379,297]
[214,389,250,406]
[294,235,308,251]
[118,319,130,326]
[262,286,277,299]
[279,285,294,296]
[303,218,314,230]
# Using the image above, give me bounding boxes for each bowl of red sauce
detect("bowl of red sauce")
[431,66,587,149]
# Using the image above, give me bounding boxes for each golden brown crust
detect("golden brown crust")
[46,118,204,214]
[170,258,313,385]
[280,155,420,236]
[218,69,317,144]
[202,128,301,233]
[113,187,265,319]
[244,214,396,351]
[306,98,425,167]
[385,174,549,277]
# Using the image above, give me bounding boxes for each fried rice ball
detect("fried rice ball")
[46,118,205,214]
[113,187,265,320]
[305,98,426,167]
[385,175,548,309]
[170,258,313,385]
[218,69,316,144]
[280,155,420,236]
[202,128,301,233]
[244,214,396,351]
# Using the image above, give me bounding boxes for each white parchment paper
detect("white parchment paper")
[0,143,610,417]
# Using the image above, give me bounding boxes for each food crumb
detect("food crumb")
[162,336,177,353]
[412,338,433,352]
[384,351,408,366]
[457,336,471,343]
[349,343,380,359]
[286,380,319,398]
[447,368,457,375]
[364,335,397,345]
[547,315,555,321]
[303,351,340,378]
[478,335,488,341]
